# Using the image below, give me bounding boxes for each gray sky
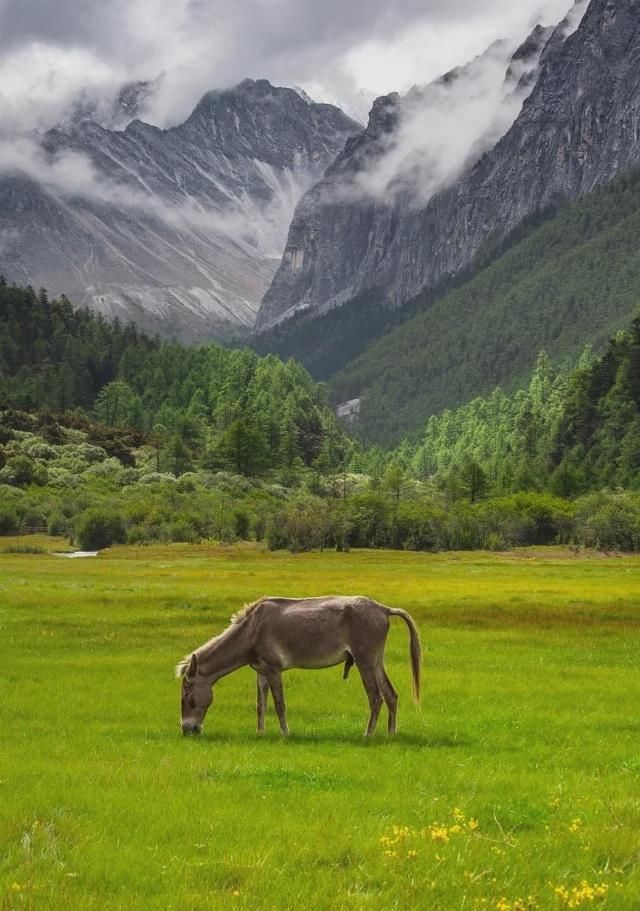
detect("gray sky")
[0,0,576,130]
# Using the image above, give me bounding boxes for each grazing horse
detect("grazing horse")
[175,595,422,737]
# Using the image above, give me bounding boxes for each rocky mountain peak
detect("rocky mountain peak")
[0,78,361,340]
[256,0,640,335]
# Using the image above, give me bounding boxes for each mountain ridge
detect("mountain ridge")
[256,0,639,334]
[0,79,360,340]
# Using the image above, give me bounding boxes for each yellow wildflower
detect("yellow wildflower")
[552,880,608,907]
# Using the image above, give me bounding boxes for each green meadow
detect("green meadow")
[1,540,639,911]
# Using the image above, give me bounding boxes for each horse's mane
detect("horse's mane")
[230,597,265,626]
[174,657,191,679]
[174,598,266,677]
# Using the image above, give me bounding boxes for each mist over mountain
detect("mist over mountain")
[2,0,639,382]
[0,80,359,339]
[257,0,618,332]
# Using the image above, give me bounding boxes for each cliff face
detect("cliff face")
[257,0,640,331]
[0,80,360,340]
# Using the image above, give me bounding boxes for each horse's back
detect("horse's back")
[252,596,389,661]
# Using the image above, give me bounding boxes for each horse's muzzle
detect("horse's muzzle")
[181,723,202,736]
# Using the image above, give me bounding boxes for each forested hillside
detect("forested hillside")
[397,317,640,498]
[2,283,640,554]
[330,168,640,445]
[0,282,344,477]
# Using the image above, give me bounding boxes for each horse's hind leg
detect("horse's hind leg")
[256,673,269,734]
[376,665,399,734]
[266,669,289,736]
[356,662,383,737]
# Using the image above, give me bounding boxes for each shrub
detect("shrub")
[136,472,177,485]
[574,493,640,552]
[253,514,267,543]
[267,497,332,552]
[483,532,508,552]
[23,440,58,461]
[0,506,19,535]
[169,520,200,543]
[75,509,127,550]
[0,455,47,487]
[234,510,251,541]
[47,511,67,536]
[127,523,165,545]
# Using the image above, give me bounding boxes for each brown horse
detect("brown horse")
[175,595,422,737]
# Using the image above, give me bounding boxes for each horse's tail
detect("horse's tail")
[386,607,422,705]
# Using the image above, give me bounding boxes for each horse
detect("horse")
[175,595,422,737]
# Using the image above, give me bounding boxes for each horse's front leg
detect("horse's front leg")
[256,673,269,734]
[266,669,289,736]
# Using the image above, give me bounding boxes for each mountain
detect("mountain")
[329,166,640,444]
[0,80,360,340]
[256,0,640,343]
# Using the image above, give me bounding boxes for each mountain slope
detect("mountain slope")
[256,0,640,337]
[0,80,360,340]
[329,166,640,444]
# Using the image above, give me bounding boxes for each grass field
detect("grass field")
[1,539,639,910]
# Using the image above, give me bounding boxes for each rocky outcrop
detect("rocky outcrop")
[257,0,640,332]
[0,79,360,339]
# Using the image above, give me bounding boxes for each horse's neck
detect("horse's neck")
[198,625,249,683]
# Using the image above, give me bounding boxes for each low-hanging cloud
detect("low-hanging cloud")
[326,0,583,208]
[0,134,309,259]
[354,40,519,203]
[0,0,579,135]
[0,0,582,259]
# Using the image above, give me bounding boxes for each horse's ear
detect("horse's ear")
[187,653,199,680]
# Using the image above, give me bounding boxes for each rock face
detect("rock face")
[257,0,640,331]
[0,79,359,339]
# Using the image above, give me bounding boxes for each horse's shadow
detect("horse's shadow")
[162,730,469,749]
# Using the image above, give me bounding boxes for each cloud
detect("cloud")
[353,40,519,203]
[0,137,101,195]
[0,135,306,258]
[324,1,582,207]
[0,0,579,133]
[0,0,581,256]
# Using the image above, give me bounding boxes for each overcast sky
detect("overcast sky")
[0,0,576,130]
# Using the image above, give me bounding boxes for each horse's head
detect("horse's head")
[176,653,213,735]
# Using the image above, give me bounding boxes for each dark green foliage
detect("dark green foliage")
[331,168,640,444]
[0,506,19,535]
[0,285,343,478]
[402,319,640,497]
[47,511,67,536]
[573,493,640,551]
[234,510,251,541]
[75,509,127,551]
[3,278,640,553]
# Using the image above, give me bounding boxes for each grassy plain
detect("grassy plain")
[0,539,639,910]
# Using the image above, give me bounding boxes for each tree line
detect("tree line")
[2,281,640,553]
